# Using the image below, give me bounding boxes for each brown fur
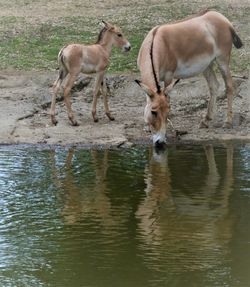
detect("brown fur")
[51,21,131,126]
[137,10,243,145]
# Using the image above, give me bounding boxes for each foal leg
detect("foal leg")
[101,76,115,121]
[216,56,233,128]
[200,64,219,128]
[92,71,104,122]
[63,73,78,126]
[51,70,67,125]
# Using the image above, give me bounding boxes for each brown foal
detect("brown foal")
[51,21,131,126]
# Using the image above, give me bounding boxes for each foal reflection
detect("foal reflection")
[52,149,114,227]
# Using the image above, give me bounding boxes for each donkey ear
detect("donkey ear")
[164,79,180,95]
[135,80,155,100]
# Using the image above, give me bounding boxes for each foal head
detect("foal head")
[135,80,171,147]
[99,21,131,52]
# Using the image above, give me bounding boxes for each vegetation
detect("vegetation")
[0,1,249,74]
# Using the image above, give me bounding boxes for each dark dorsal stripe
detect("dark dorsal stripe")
[96,27,108,44]
[150,27,161,94]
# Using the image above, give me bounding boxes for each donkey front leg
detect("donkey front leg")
[200,64,219,128]
[101,77,115,121]
[64,74,78,126]
[51,76,60,126]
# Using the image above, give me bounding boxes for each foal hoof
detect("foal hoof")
[199,120,209,129]
[70,119,79,126]
[106,113,115,121]
[51,117,58,126]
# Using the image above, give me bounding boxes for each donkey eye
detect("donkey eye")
[151,111,157,117]
[117,33,122,37]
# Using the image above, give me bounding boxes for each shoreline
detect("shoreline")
[0,72,249,148]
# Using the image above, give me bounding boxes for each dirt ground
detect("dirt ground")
[0,70,249,147]
[0,0,249,147]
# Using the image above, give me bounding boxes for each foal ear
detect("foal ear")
[135,80,155,100]
[101,20,113,30]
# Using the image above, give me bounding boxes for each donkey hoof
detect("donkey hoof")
[224,121,232,129]
[94,118,99,123]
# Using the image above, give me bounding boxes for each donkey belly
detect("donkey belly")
[174,55,215,78]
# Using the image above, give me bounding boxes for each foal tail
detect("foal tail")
[57,46,68,81]
[53,46,68,93]
[230,27,243,49]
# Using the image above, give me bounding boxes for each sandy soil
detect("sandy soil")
[0,70,249,147]
[0,0,249,147]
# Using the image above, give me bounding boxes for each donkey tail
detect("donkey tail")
[230,27,243,49]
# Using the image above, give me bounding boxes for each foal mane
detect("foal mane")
[150,27,161,94]
[96,27,108,44]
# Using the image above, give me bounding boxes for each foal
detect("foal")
[51,21,131,126]
[136,10,243,146]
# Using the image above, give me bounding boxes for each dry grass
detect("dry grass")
[0,0,249,73]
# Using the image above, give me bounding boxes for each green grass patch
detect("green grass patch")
[0,10,248,74]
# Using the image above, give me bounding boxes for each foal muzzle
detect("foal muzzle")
[123,43,131,52]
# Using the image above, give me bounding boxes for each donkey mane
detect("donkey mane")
[150,27,161,94]
[148,9,211,94]
[171,9,210,25]
[96,27,108,44]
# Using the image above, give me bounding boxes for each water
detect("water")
[0,144,250,287]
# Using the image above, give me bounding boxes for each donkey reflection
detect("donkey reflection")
[51,149,115,227]
[136,144,234,270]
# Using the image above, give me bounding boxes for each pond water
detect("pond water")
[0,144,250,287]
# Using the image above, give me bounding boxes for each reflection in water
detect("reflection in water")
[0,144,250,287]
[53,149,114,227]
[136,144,234,282]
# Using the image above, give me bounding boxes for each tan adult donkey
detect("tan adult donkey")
[51,21,131,126]
[136,10,243,146]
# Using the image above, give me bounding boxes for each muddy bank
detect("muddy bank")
[0,70,249,147]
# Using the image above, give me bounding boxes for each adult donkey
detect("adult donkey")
[136,10,243,146]
[51,21,131,126]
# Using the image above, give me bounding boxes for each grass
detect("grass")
[0,2,249,74]
[0,17,144,72]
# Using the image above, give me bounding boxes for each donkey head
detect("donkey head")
[101,21,131,52]
[135,80,170,147]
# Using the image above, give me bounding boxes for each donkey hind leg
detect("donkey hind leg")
[51,69,68,125]
[216,56,233,128]
[101,77,115,121]
[63,73,78,126]
[200,64,219,128]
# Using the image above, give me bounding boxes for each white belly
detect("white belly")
[174,55,215,78]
